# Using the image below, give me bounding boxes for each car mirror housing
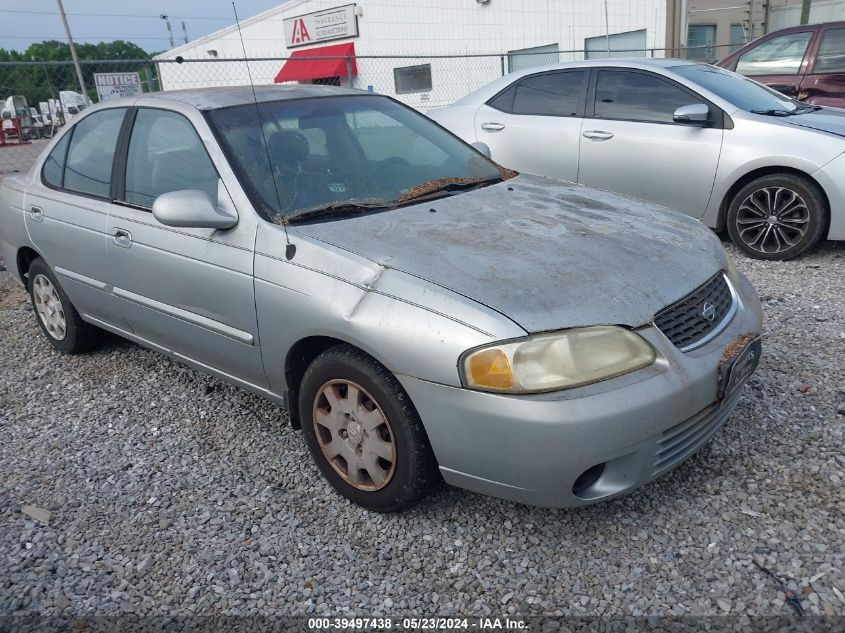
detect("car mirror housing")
[152,188,238,230]
[471,141,492,158]
[673,103,710,125]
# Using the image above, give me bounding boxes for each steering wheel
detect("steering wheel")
[362,156,411,196]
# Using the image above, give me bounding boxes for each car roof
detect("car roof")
[754,20,845,35]
[114,84,364,111]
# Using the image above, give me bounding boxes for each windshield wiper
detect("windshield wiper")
[285,201,393,224]
[750,108,796,117]
[398,176,502,204]
[751,104,822,117]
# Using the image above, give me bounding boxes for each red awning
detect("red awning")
[274,43,357,83]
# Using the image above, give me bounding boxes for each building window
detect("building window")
[687,25,716,61]
[729,24,747,54]
[394,64,432,94]
[507,43,559,73]
[585,29,647,60]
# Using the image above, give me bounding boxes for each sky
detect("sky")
[0,0,290,53]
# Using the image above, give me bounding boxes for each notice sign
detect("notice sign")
[284,4,358,48]
[94,72,142,102]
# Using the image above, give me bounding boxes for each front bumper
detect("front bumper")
[398,272,763,508]
[812,151,845,241]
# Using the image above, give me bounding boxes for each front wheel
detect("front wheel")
[298,344,439,512]
[726,174,827,260]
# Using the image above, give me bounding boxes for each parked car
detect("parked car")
[429,59,845,260]
[0,86,763,512]
[718,21,845,107]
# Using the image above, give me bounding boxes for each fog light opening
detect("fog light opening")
[572,462,606,498]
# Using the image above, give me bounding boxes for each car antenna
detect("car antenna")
[232,1,296,260]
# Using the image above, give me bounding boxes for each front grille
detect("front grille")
[652,391,741,475]
[654,272,734,351]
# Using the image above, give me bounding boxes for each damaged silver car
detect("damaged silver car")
[0,86,763,511]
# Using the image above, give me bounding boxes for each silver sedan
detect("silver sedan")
[0,86,762,511]
[429,59,845,260]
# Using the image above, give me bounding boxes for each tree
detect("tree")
[0,39,153,104]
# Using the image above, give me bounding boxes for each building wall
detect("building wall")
[156,0,666,110]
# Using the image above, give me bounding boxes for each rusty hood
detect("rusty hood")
[291,174,728,333]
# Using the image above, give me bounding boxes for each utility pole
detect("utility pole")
[181,21,189,45]
[161,15,175,48]
[800,0,812,24]
[56,0,87,97]
[679,0,689,57]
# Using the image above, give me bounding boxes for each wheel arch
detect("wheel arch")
[285,335,379,430]
[717,166,830,232]
[16,246,42,290]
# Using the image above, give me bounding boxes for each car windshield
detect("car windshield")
[208,94,505,222]
[671,63,799,113]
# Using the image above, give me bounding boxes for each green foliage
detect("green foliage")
[0,40,153,105]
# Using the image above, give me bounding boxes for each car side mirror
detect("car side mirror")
[673,103,710,125]
[152,188,238,230]
[471,141,492,158]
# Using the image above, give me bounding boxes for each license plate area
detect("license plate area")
[718,333,762,401]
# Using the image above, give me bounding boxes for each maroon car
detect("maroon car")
[719,21,845,107]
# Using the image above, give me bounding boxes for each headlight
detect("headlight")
[460,326,656,394]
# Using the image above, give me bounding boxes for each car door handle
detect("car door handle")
[582,130,614,141]
[113,229,132,248]
[481,122,505,131]
[28,206,44,222]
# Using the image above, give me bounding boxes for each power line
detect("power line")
[0,9,232,20]
[0,35,284,41]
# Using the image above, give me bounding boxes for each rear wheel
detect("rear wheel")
[27,258,102,354]
[726,174,827,260]
[298,344,439,512]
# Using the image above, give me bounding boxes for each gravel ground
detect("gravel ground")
[1,242,844,621]
[0,139,49,177]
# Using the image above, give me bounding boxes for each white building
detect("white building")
[155,0,667,110]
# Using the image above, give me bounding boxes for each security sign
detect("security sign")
[94,72,142,102]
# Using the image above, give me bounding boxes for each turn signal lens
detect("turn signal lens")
[467,348,514,390]
[461,326,655,394]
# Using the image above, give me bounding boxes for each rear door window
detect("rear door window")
[813,28,845,74]
[124,109,219,207]
[735,31,813,76]
[63,108,127,198]
[511,71,586,116]
[593,70,695,124]
[41,132,71,188]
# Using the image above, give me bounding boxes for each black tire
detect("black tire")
[298,344,439,512]
[726,173,827,260]
[27,257,102,354]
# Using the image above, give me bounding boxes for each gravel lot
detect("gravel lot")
[0,140,49,177]
[1,241,844,621]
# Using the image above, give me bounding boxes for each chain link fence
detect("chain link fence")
[0,44,737,176]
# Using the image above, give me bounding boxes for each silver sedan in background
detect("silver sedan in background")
[429,59,845,260]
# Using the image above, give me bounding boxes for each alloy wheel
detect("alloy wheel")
[735,186,810,255]
[32,274,66,341]
[312,379,396,491]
